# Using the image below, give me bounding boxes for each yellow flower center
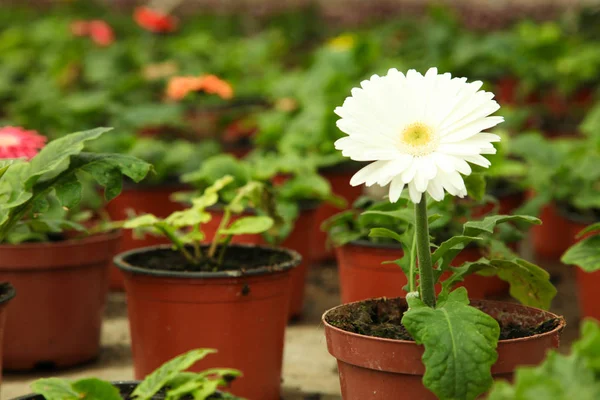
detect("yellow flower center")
[399,122,439,156]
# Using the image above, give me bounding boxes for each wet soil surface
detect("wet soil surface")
[325,297,562,341]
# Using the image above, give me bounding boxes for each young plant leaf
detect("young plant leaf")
[132,349,217,400]
[562,235,600,272]
[71,378,122,400]
[402,288,500,400]
[575,223,600,238]
[463,215,540,236]
[31,378,80,400]
[54,174,83,209]
[444,258,556,309]
[431,235,483,266]
[220,216,274,235]
[368,227,405,244]
[26,127,112,188]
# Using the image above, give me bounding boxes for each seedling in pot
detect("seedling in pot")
[29,348,243,400]
[121,176,277,270]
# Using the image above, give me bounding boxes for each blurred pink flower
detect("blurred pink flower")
[0,127,47,160]
[70,20,115,47]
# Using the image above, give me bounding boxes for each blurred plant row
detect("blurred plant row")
[1,2,600,227]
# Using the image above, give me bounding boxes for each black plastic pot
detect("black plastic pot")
[11,381,231,399]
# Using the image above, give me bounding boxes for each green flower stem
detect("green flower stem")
[415,198,436,308]
[409,230,417,292]
[157,225,196,264]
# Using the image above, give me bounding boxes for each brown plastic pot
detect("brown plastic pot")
[531,202,588,260]
[0,232,121,370]
[105,184,187,290]
[115,244,301,400]
[0,282,16,389]
[203,204,317,318]
[335,241,509,304]
[324,297,565,400]
[312,162,364,262]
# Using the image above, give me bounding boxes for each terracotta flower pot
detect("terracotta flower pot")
[312,162,364,262]
[0,282,15,389]
[471,190,525,217]
[335,241,509,304]
[204,204,317,318]
[0,232,121,370]
[323,298,565,399]
[531,202,590,260]
[105,184,187,290]
[114,244,300,400]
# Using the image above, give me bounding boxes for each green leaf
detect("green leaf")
[132,349,217,400]
[446,258,556,309]
[431,235,483,266]
[368,227,405,244]
[402,288,500,400]
[361,209,414,225]
[71,378,122,400]
[165,209,212,229]
[123,214,162,229]
[71,153,152,201]
[576,223,600,238]
[31,378,80,400]
[54,174,83,209]
[488,320,600,400]
[0,159,17,179]
[463,215,541,237]
[464,172,486,201]
[26,127,112,188]
[220,216,274,235]
[562,235,600,272]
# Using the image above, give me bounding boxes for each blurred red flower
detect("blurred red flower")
[70,20,114,47]
[134,7,178,33]
[0,127,47,160]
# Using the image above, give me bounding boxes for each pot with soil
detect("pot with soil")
[0,128,151,372]
[105,182,188,290]
[203,201,318,318]
[0,282,16,388]
[115,244,300,400]
[336,241,508,304]
[0,231,121,370]
[323,297,565,400]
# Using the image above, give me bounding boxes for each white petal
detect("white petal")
[408,181,423,204]
[388,177,405,202]
[427,177,445,201]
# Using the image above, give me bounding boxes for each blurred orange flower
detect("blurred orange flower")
[134,7,178,33]
[70,20,114,47]
[166,75,234,101]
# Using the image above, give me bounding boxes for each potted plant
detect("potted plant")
[0,282,16,389]
[512,130,599,259]
[88,131,221,289]
[114,176,300,400]
[562,222,600,320]
[488,319,600,399]
[323,191,542,304]
[179,152,341,318]
[322,67,565,399]
[15,348,241,400]
[0,127,151,371]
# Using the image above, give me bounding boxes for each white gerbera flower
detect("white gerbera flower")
[334,67,503,203]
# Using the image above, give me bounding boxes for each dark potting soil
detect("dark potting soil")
[125,245,293,273]
[326,298,561,341]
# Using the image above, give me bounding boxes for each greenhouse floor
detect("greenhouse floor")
[1,240,581,400]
